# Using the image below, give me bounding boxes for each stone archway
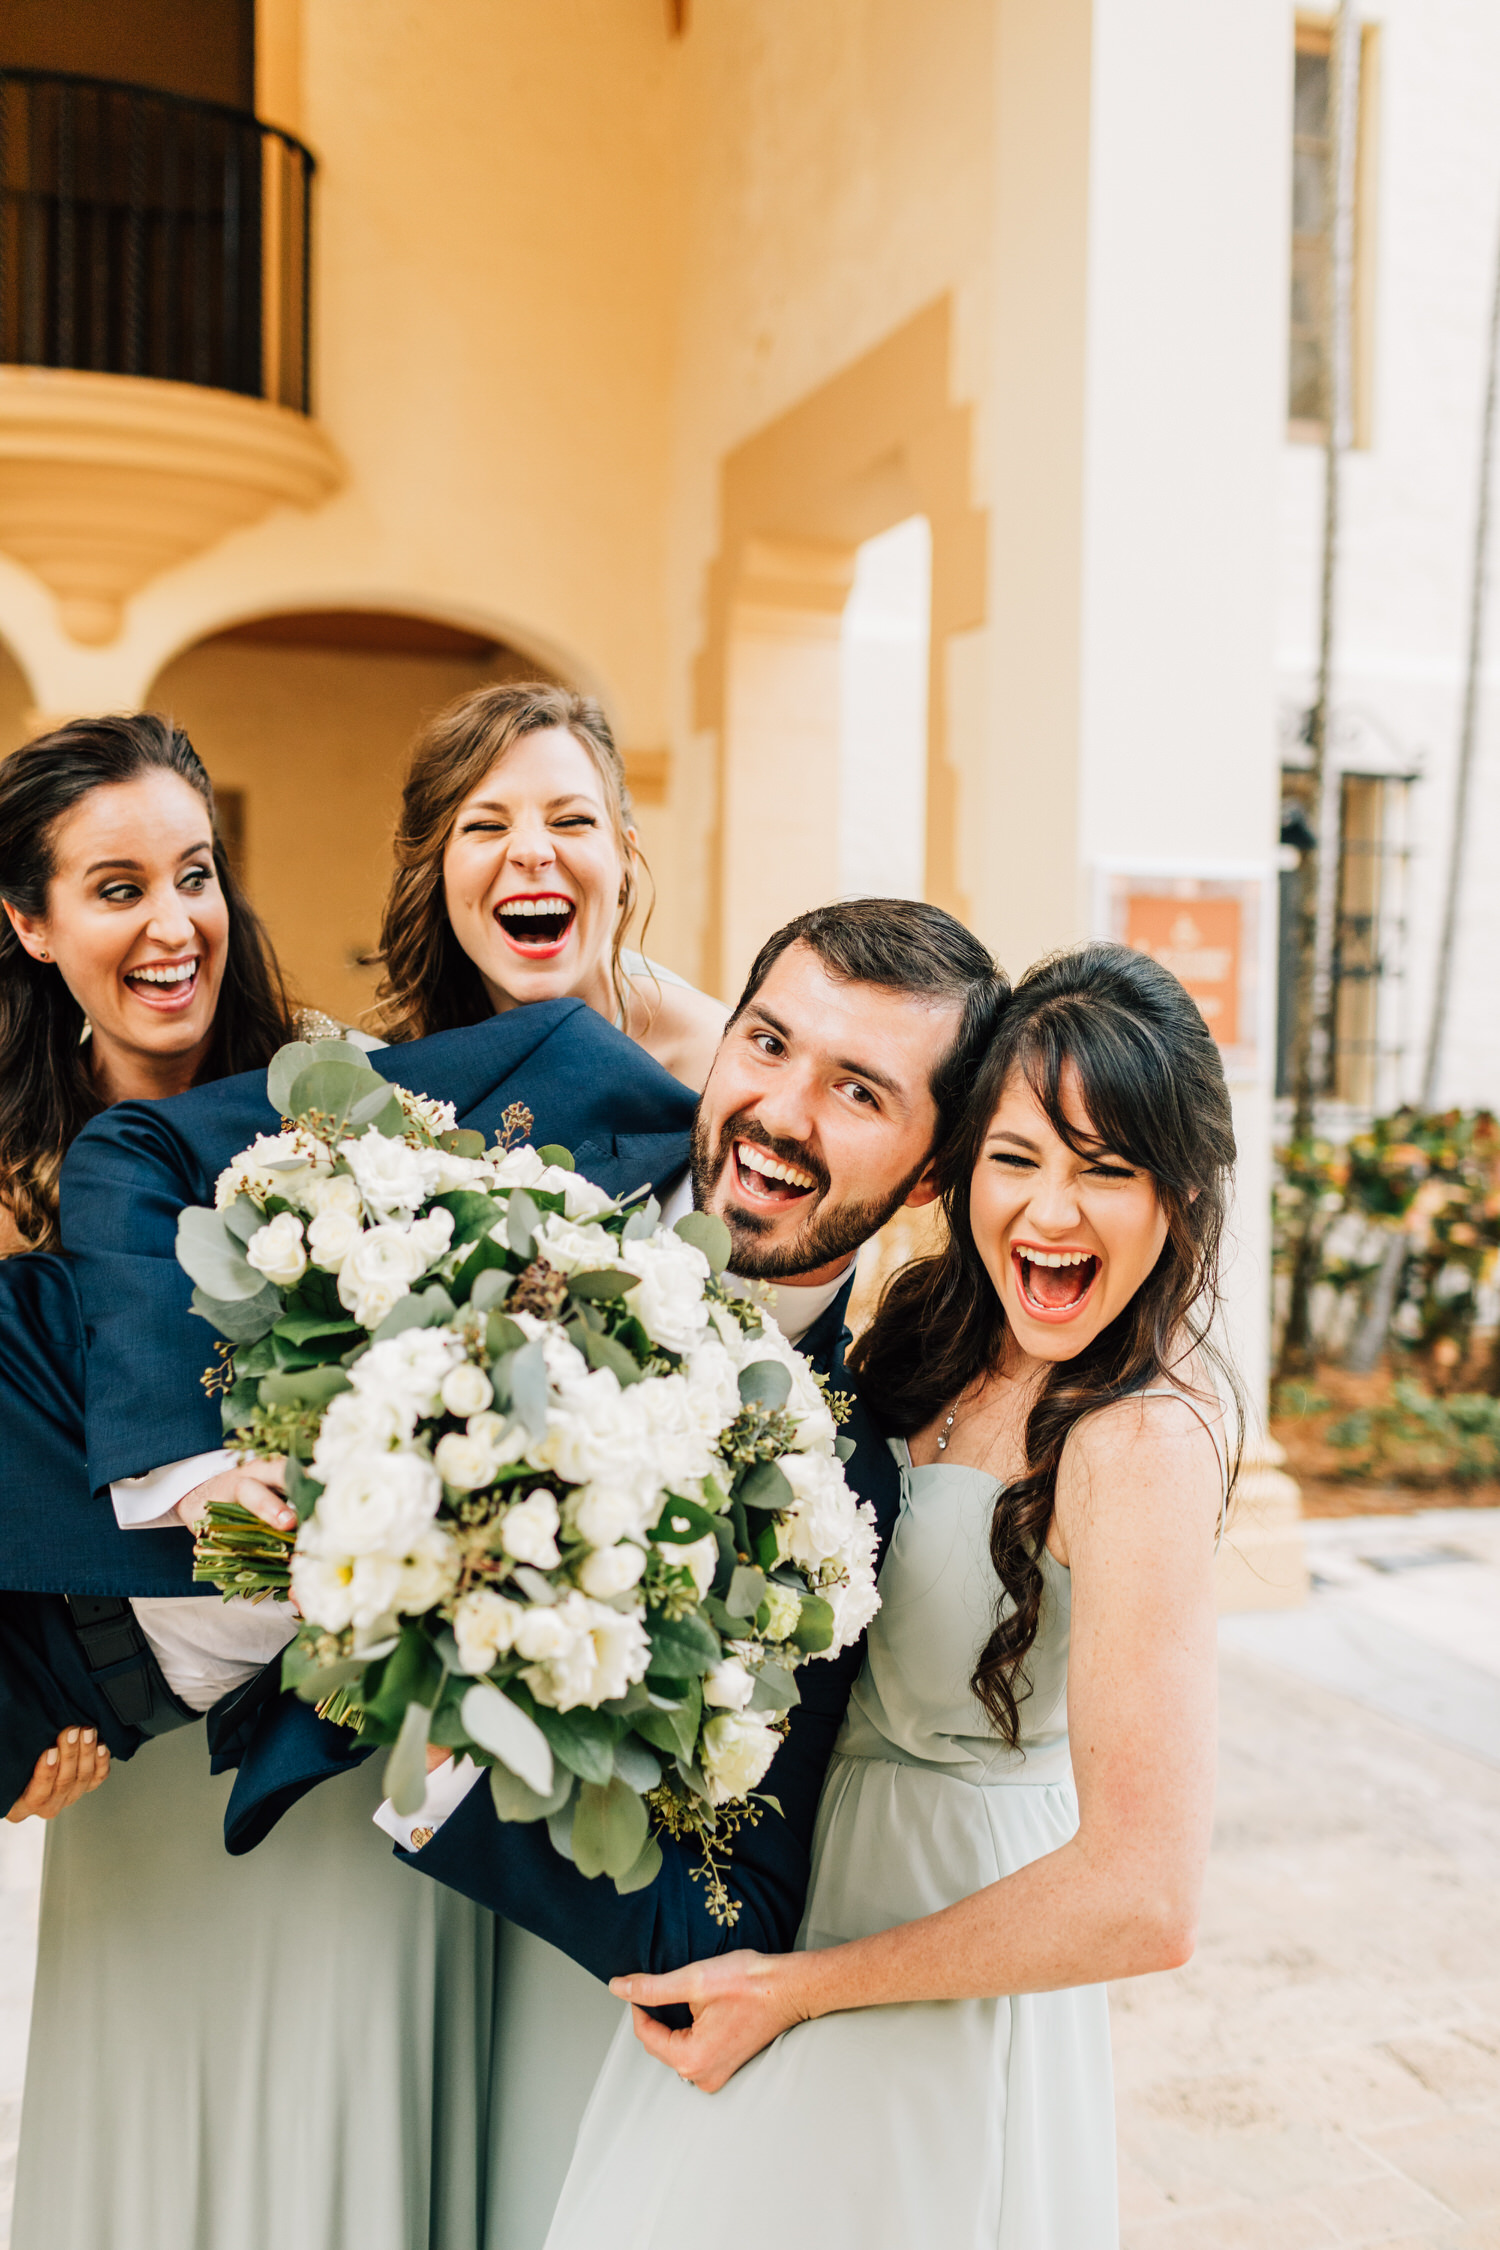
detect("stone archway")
[147,607,547,1024]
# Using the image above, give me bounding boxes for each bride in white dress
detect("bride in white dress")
[542,941,1238,2250]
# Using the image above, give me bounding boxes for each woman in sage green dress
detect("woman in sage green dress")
[1,715,494,2250]
[544,943,1236,2250]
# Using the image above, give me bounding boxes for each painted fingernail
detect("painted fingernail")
[83,1730,95,1744]
[45,1749,57,1766]
[66,1729,79,1745]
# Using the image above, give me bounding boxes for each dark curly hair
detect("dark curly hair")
[0,712,293,1249]
[850,941,1241,1745]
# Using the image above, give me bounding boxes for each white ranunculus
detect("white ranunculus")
[315,1449,442,1559]
[244,1210,307,1287]
[310,1387,410,1479]
[776,1448,863,1570]
[336,1223,430,1326]
[307,1208,362,1272]
[519,1591,651,1711]
[302,1170,364,1220]
[532,1216,625,1276]
[703,1656,756,1711]
[345,1129,430,1220]
[453,1587,526,1674]
[416,1147,489,1196]
[700,1710,781,1804]
[441,1361,494,1418]
[490,1147,615,1222]
[349,1326,460,1422]
[397,1524,462,1612]
[675,1532,720,1601]
[758,1582,804,1643]
[619,1234,712,1356]
[576,1541,646,1599]
[406,1208,456,1267]
[498,1488,561,1568]
[433,1429,499,1492]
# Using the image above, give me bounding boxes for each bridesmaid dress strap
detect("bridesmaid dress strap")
[1129,1385,1231,1551]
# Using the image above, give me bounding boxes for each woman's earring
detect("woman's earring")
[78,1017,93,1045]
[37,949,48,961]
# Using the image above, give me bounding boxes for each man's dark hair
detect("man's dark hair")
[731,898,1009,1134]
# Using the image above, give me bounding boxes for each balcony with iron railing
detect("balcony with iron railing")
[0,69,340,645]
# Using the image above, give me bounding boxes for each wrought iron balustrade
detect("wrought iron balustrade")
[0,69,314,411]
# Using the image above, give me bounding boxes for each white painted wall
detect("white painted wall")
[838,515,931,901]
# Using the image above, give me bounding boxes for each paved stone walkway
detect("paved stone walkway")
[1,1511,1496,2250]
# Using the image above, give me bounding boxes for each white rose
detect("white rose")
[434,1429,500,1492]
[675,1532,720,1600]
[700,1711,780,1805]
[345,1129,430,1219]
[468,1410,533,1466]
[453,1587,526,1673]
[336,1224,430,1326]
[737,1327,836,1451]
[619,1234,712,1356]
[490,1146,549,1191]
[315,1450,442,1558]
[244,1211,307,1288]
[777,1449,862,1570]
[533,1216,625,1276]
[213,1130,325,1210]
[520,1592,651,1711]
[396,1524,462,1613]
[347,1552,405,1630]
[499,1489,562,1568]
[684,1338,743,1436]
[349,1326,460,1422]
[819,1522,882,1654]
[303,1171,364,1220]
[418,1147,490,1196]
[307,1208,362,1272]
[441,1361,494,1418]
[288,1542,356,1632]
[407,1209,456,1267]
[569,1485,639,1549]
[759,1582,803,1643]
[703,1656,755,1711]
[310,1387,411,1478]
[577,1541,646,1599]
[560,1174,616,1221]
[494,1150,612,1219]
[513,1604,578,1662]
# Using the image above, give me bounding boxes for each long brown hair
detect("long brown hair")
[0,713,294,1250]
[850,942,1241,1746]
[373,682,653,1044]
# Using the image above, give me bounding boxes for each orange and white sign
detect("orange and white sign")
[1098,868,1264,1084]
[1123,895,1241,1047]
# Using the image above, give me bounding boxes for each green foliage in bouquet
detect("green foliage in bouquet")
[176,1042,879,1917]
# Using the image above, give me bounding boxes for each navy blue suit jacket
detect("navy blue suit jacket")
[385,1272,901,1985]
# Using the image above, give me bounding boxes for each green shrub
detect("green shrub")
[1327,1378,1500,1484]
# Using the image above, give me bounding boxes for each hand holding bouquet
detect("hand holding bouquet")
[176,1038,880,1916]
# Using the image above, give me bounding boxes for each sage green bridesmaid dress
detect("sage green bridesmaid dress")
[542,1436,1133,2250]
[11,1724,495,2250]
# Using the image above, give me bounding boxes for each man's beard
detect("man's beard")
[689,1108,929,1281]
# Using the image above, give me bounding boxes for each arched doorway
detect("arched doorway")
[148,608,550,1025]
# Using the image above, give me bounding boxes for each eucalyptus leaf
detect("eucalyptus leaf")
[384,1697,433,1819]
[647,1610,721,1679]
[835,1434,857,1463]
[572,1776,649,1882]
[347,1083,402,1130]
[649,1493,718,1545]
[611,1733,663,1793]
[673,1209,731,1274]
[267,1039,333,1114]
[285,1649,367,1702]
[485,1312,526,1363]
[506,1188,541,1258]
[579,1327,644,1386]
[177,1207,264,1302]
[738,1357,792,1410]
[614,1831,664,1895]
[460,1683,554,1796]
[259,1363,351,1409]
[439,1128,487,1159]
[528,1701,619,1785]
[510,1337,550,1439]
[470,1269,514,1313]
[219,1198,264,1248]
[546,1796,577,1862]
[277,1310,364,1346]
[535,1144,575,1171]
[287,1056,386,1132]
[726,1564,767,1619]
[792,1593,835,1654]
[738,1458,794,1513]
[749,1660,799,1713]
[510,1565,559,1605]
[190,1283,280,1342]
[489,1762,574,1824]
[567,1268,632,1301]
[621,1197,659,1242]
[433,1190,506,1247]
[285,1455,323,1524]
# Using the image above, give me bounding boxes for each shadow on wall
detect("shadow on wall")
[148,610,548,1027]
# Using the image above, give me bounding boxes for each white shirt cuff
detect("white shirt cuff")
[110,1450,236,1530]
[373,1755,483,1853]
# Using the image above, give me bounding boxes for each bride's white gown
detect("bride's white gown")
[543,1439,1120,2250]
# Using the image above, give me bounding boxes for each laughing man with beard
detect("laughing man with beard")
[377,899,1008,2246]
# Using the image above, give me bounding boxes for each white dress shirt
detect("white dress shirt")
[378,1171,858,1850]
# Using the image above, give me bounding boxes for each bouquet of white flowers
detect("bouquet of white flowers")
[176,1038,880,1916]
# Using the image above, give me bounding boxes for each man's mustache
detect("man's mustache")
[711,1114,830,1200]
